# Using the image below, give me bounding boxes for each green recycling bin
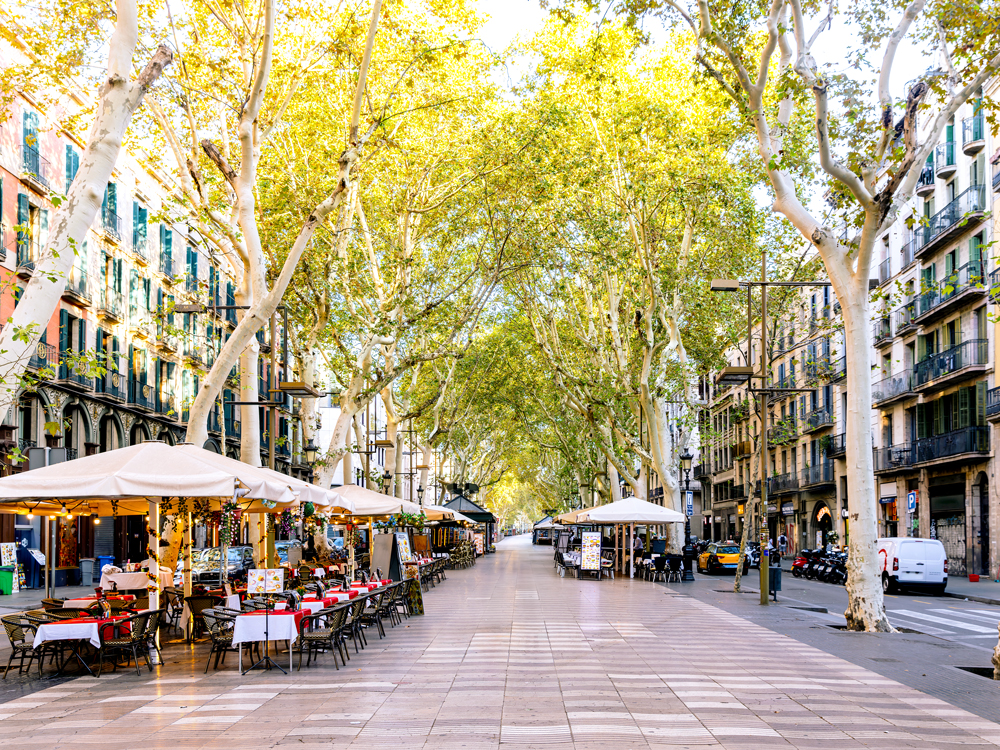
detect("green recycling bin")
[0,566,15,595]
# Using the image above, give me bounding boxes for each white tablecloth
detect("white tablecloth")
[275,600,325,615]
[99,569,172,591]
[232,612,299,645]
[33,620,102,649]
[181,594,240,639]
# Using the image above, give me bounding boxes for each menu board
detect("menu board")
[248,568,285,594]
[474,533,484,555]
[581,531,602,571]
[395,532,413,562]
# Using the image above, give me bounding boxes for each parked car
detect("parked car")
[877,537,947,595]
[697,543,741,574]
[189,545,255,586]
[276,540,302,564]
[173,548,207,586]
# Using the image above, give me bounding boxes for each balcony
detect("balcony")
[102,210,122,244]
[900,236,916,268]
[160,252,174,280]
[987,386,1000,422]
[17,241,34,274]
[208,407,222,434]
[129,307,153,339]
[63,268,89,302]
[912,426,989,466]
[735,440,752,459]
[873,370,914,406]
[803,408,834,433]
[132,234,150,264]
[893,301,916,336]
[878,258,891,286]
[157,391,178,418]
[934,141,956,178]
[874,444,913,474]
[873,315,892,347]
[768,418,798,446]
[830,356,846,383]
[128,380,156,411]
[730,484,747,501]
[99,370,127,402]
[914,338,988,391]
[917,185,987,258]
[801,461,835,488]
[825,432,846,459]
[914,261,986,324]
[27,342,58,372]
[768,472,799,495]
[225,415,242,441]
[916,162,935,197]
[21,145,51,191]
[989,268,1000,303]
[962,113,985,155]
[58,360,93,391]
[99,289,123,321]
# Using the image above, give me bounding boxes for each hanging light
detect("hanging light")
[680,449,694,474]
[60,504,68,515]
[303,438,318,465]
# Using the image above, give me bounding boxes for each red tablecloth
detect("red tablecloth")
[303,597,338,607]
[63,595,135,606]
[350,582,378,591]
[327,588,359,599]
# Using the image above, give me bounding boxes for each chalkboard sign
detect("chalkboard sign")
[581,532,601,571]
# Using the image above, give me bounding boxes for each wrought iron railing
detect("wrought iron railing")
[916,260,986,318]
[802,461,834,486]
[27,342,58,372]
[912,426,988,464]
[963,113,985,145]
[128,380,156,410]
[872,370,914,403]
[914,338,987,387]
[804,408,834,431]
[102,210,122,242]
[919,185,987,250]
[768,472,799,494]
[873,315,892,345]
[934,141,956,173]
[22,145,51,189]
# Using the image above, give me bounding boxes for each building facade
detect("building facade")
[701,91,997,579]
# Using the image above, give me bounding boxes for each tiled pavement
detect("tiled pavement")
[4,536,1000,748]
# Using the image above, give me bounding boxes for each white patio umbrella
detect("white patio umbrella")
[579,498,686,579]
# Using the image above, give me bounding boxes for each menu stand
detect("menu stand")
[242,594,286,674]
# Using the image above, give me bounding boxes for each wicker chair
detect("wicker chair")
[96,610,153,677]
[297,606,350,670]
[142,609,165,664]
[202,608,236,673]
[163,588,185,632]
[41,598,66,611]
[46,607,95,620]
[359,591,386,640]
[2,615,44,678]
[344,596,368,653]
[185,595,223,639]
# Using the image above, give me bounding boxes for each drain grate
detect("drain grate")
[956,666,999,680]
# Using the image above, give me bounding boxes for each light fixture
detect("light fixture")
[60,504,68,515]
[416,485,425,502]
[680,449,693,474]
[714,366,753,386]
[304,438,318,465]
[27,513,34,520]
[93,518,100,525]
[710,279,741,292]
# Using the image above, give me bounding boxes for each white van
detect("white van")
[877,537,948,595]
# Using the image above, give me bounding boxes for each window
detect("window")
[159,224,173,276]
[58,309,87,379]
[132,201,148,252]
[65,145,80,193]
[102,182,118,229]
[16,194,48,263]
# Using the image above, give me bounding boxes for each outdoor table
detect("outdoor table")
[350,582,381,591]
[181,593,240,640]
[563,552,582,566]
[63,594,135,607]
[33,615,129,677]
[233,610,305,673]
[325,588,359,600]
[99,569,172,591]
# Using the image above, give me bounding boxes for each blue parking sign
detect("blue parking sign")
[907,491,917,513]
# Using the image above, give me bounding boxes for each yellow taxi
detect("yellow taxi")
[697,543,742,574]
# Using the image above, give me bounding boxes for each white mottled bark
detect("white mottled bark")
[0,1,170,417]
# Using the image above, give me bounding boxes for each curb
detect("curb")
[944,591,1000,607]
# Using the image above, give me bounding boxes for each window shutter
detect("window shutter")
[958,387,970,429]
[129,268,138,310]
[933,398,944,436]
[133,202,139,247]
[65,145,74,193]
[58,309,70,379]
[977,381,987,426]
[16,193,28,254]
[78,318,87,358]
[108,182,117,216]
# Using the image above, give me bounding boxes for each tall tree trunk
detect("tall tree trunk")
[0,5,170,419]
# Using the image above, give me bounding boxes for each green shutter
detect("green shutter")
[107,182,117,216]
[916,405,926,439]
[933,399,944,436]
[16,193,28,255]
[958,387,970,429]
[133,202,139,247]
[977,381,987,426]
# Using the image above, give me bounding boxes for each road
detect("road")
[728,564,1000,650]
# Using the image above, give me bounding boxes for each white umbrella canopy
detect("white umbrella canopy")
[0,441,303,515]
[421,503,475,524]
[580,497,686,524]
[333,484,447,518]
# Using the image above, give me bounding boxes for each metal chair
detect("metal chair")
[1,615,44,678]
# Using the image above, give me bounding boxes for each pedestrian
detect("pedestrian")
[778,533,788,557]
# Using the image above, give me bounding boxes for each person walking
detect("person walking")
[778,533,788,557]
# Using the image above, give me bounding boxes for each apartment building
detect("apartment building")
[701,92,996,577]
[699,285,847,556]
[0,85,310,563]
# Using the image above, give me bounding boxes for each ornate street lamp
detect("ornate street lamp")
[416,485,425,504]
[680,448,695,581]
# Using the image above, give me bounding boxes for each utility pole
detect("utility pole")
[758,251,770,606]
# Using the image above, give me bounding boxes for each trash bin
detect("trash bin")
[80,558,96,587]
[0,566,14,595]
[96,555,114,574]
[769,564,782,601]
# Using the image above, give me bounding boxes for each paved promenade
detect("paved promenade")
[4,535,1000,749]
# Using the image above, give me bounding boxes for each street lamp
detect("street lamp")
[382,469,392,493]
[416,484,425,504]
[680,448,695,581]
[303,438,318,466]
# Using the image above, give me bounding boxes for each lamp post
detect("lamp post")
[381,470,392,494]
[679,448,695,581]
[416,484,425,505]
